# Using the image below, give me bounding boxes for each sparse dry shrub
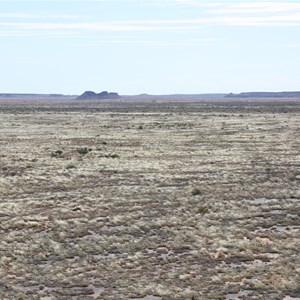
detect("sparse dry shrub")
[51,150,63,157]
[196,206,209,215]
[104,153,119,158]
[191,188,202,196]
[76,147,91,155]
[65,164,76,169]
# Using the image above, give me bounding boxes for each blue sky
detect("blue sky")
[1,0,300,95]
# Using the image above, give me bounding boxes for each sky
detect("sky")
[0,0,300,95]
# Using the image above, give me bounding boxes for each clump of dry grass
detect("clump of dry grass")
[191,188,202,196]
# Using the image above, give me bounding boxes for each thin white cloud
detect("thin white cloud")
[0,13,86,19]
[0,13,34,18]
[208,2,300,14]
[1,12,300,34]
[1,1,300,36]
[73,37,220,46]
[160,0,300,15]
[0,30,80,37]
[0,21,199,31]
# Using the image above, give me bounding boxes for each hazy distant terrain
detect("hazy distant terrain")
[0,93,76,100]
[1,91,300,102]
[0,99,299,299]
[226,91,300,98]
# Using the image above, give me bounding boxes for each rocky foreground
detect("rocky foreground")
[0,100,299,299]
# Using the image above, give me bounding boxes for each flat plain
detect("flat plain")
[0,99,299,299]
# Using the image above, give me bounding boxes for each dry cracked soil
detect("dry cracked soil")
[0,99,299,300]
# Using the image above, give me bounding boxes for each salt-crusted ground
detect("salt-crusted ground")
[0,100,299,299]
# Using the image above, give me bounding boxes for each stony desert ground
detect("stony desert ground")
[0,99,299,299]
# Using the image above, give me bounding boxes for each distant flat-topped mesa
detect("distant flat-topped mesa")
[226,91,300,98]
[77,91,120,100]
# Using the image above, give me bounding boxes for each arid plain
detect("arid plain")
[0,99,299,299]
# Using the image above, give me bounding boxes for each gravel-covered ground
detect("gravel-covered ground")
[0,100,299,299]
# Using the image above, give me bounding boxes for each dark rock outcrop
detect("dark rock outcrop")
[77,91,120,100]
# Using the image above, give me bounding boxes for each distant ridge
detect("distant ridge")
[0,91,300,101]
[77,91,120,100]
[0,93,75,99]
[152,93,226,99]
[123,93,226,100]
[226,91,300,98]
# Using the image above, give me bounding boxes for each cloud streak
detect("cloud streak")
[1,12,300,35]
[73,37,220,46]
[0,13,86,19]
[1,1,300,39]
[207,2,300,14]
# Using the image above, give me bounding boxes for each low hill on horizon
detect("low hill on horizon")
[0,93,75,99]
[77,91,120,100]
[226,91,300,98]
[1,90,300,101]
